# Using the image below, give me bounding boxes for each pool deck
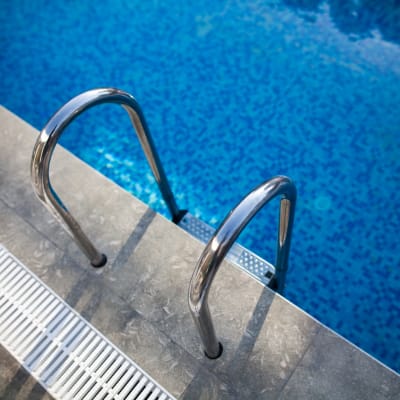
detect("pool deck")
[0,105,399,399]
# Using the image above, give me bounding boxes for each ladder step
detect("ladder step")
[178,213,275,286]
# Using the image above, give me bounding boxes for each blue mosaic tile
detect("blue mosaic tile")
[1,0,399,372]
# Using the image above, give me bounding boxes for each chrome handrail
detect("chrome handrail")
[188,176,296,358]
[31,88,184,267]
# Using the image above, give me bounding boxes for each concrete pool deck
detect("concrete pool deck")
[0,105,399,399]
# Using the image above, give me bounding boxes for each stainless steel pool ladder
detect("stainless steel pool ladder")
[188,176,296,359]
[31,88,185,267]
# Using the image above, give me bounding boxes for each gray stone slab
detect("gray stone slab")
[233,294,322,399]
[0,199,87,299]
[179,367,240,400]
[0,164,75,263]
[0,106,37,173]
[0,345,53,400]
[278,329,400,400]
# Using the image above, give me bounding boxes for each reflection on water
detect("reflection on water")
[284,0,400,45]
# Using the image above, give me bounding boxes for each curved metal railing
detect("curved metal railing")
[31,88,184,267]
[188,176,296,358]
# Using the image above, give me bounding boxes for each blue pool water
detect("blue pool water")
[1,1,399,372]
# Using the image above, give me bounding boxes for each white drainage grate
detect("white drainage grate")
[0,245,176,400]
[178,213,275,285]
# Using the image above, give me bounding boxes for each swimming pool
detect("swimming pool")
[1,0,399,372]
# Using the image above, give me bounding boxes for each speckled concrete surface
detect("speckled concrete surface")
[0,105,399,399]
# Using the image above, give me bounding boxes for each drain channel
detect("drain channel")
[0,245,176,400]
